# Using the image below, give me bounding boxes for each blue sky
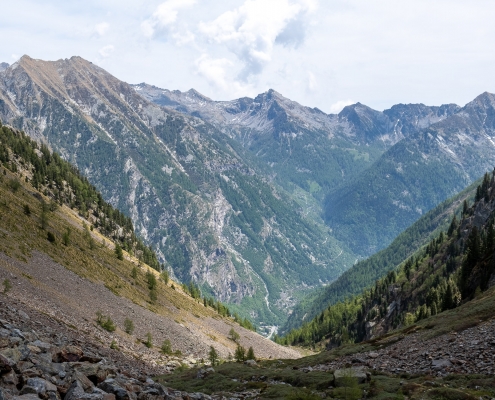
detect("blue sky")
[2,0,495,113]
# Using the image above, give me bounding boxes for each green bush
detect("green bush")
[161,339,172,354]
[115,244,124,260]
[96,311,116,332]
[144,332,152,348]
[8,178,20,192]
[124,318,134,334]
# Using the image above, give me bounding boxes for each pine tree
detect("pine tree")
[234,345,246,362]
[208,346,219,366]
[246,346,255,361]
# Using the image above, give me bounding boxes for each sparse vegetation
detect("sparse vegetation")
[124,318,134,334]
[228,327,240,343]
[160,339,172,355]
[144,332,153,348]
[115,244,123,260]
[62,227,71,246]
[96,311,116,332]
[234,345,245,362]
[2,279,12,294]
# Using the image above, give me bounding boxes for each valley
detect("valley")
[1,54,495,399]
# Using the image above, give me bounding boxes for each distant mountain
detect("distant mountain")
[135,84,458,202]
[325,92,495,256]
[0,55,350,328]
[0,62,8,72]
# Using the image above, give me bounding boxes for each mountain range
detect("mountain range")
[2,55,495,331]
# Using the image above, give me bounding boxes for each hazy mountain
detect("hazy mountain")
[325,92,495,256]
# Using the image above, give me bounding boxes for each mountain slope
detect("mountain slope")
[0,122,299,361]
[281,175,479,334]
[279,169,495,348]
[325,92,495,256]
[0,55,349,328]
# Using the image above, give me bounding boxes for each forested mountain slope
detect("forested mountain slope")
[282,177,479,334]
[135,83,459,204]
[278,170,495,348]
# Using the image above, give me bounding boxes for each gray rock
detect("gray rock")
[98,379,130,400]
[0,328,10,338]
[24,377,58,394]
[1,348,22,363]
[431,359,453,369]
[12,395,41,400]
[18,310,30,320]
[244,360,257,366]
[12,329,25,339]
[0,352,14,373]
[31,340,52,352]
[334,367,368,386]
[66,380,104,400]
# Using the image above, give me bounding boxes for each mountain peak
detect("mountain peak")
[0,62,9,72]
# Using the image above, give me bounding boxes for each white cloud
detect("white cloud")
[195,54,250,96]
[172,30,195,46]
[199,0,317,81]
[329,100,355,114]
[99,45,114,58]
[94,22,110,37]
[307,71,317,92]
[142,0,196,39]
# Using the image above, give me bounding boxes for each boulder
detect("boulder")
[65,380,104,400]
[30,340,52,352]
[27,377,58,393]
[1,348,22,364]
[98,378,130,400]
[334,367,368,386]
[53,345,84,362]
[0,353,14,373]
[12,395,41,400]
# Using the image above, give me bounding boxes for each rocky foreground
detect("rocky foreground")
[0,298,220,400]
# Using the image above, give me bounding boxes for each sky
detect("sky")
[1,0,495,113]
